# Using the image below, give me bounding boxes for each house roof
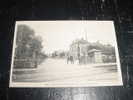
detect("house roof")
[88,49,101,53]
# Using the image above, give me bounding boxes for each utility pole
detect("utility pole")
[77,42,80,64]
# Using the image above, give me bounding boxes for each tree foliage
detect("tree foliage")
[14,25,45,68]
[15,25,42,59]
[87,41,115,56]
[87,41,116,62]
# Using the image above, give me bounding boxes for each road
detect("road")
[12,58,122,86]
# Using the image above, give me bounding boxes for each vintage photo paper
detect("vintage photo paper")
[10,21,123,87]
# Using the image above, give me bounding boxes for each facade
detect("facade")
[88,49,103,63]
[69,38,89,60]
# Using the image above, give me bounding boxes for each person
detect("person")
[67,54,74,64]
[34,59,38,68]
[70,55,74,64]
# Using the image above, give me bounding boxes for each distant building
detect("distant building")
[88,49,103,63]
[69,38,89,60]
[69,38,103,64]
[102,52,116,63]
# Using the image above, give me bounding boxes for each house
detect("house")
[69,38,89,60]
[87,49,103,63]
[69,38,103,64]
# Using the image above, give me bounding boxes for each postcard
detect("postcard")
[9,21,123,87]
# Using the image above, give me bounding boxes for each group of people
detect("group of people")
[66,53,87,64]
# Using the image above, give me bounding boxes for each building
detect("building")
[69,38,103,64]
[69,38,89,60]
[88,49,103,63]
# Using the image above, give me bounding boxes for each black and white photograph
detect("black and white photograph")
[10,21,123,87]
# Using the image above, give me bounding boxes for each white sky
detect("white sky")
[16,21,117,54]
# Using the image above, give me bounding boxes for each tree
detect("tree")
[14,25,44,68]
[87,42,115,56]
[87,42,116,63]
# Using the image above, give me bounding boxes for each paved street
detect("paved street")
[12,58,122,86]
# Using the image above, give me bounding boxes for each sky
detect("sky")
[16,21,118,54]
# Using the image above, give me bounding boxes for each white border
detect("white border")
[112,21,123,85]
[9,20,123,87]
[9,21,18,87]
